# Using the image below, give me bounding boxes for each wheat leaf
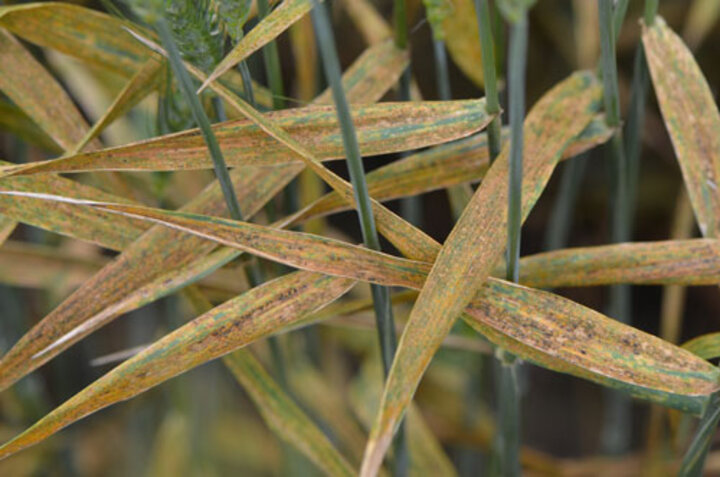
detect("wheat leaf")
[643,16,720,239]
[0,30,100,151]
[0,100,487,177]
[0,2,150,77]
[516,239,720,288]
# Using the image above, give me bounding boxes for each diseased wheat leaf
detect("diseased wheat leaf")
[462,280,720,415]
[0,271,355,461]
[0,3,150,77]
[13,190,717,409]
[0,43,404,393]
[643,17,720,239]
[201,0,315,91]
[360,70,603,476]
[515,239,720,288]
[1,193,716,458]
[0,169,147,251]
[1,100,485,177]
[0,30,100,151]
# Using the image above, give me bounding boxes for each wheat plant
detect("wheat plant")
[0,0,718,475]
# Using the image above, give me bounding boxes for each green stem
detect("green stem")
[496,10,529,477]
[311,1,406,474]
[612,0,630,41]
[678,400,720,476]
[393,0,408,50]
[257,0,286,110]
[156,18,243,222]
[598,0,621,128]
[432,39,451,101]
[624,44,650,235]
[599,0,632,454]
[474,0,502,162]
[645,0,659,26]
[505,15,527,283]
[543,154,589,251]
[310,0,397,381]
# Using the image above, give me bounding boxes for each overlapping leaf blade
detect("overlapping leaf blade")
[643,17,720,239]
[360,70,603,475]
[1,100,489,176]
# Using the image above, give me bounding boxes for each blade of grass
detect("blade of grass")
[156,18,244,221]
[313,0,400,374]
[598,0,633,454]
[309,13,409,473]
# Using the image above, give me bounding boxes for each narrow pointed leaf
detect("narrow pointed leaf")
[200,0,316,92]
[360,71,603,476]
[0,271,355,461]
[0,3,150,77]
[462,280,720,415]
[516,239,720,288]
[643,17,720,239]
[0,30,100,151]
[1,100,488,177]
[0,172,147,251]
